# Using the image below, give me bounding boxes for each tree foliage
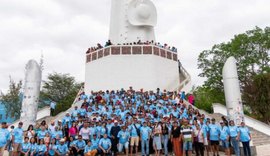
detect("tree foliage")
[0,78,22,119]
[243,72,270,123]
[196,26,270,120]
[40,73,82,115]
[198,26,270,90]
[193,86,225,113]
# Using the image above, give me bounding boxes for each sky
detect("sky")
[0,0,269,93]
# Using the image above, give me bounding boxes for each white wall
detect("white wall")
[85,55,179,93]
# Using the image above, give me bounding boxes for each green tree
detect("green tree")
[198,26,270,91]
[197,26,270,112]
[40,73,82,115]
[0,78,22,119]
[243,72,270,123]
[193,86,225,113]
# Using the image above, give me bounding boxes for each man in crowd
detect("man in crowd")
[50,100,56,116]
[99,134,112,156]
[0,122,10,156]
[129,118,140,156]
[117,126,130,156]
[140,122,151,156]
[181,119,194,156]
[12,122,24,156]
[209,118,221,156]
[220,120,230,156]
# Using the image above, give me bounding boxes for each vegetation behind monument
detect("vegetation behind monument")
[0,78,22,119]
[40,73,82,116]
[195,26,270,123]
[0,73,81,119]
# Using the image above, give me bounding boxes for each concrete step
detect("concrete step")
[256,144,270,156]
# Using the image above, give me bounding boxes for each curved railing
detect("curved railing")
[86,45,178,63]
[177,60,192,91]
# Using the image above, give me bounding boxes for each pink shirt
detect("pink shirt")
[188,95,194,104]
[69,127,77,136]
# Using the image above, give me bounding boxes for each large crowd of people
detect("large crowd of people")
[0,87,252,156]
[86,40,178,54]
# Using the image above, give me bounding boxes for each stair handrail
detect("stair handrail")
[177,60,191,91]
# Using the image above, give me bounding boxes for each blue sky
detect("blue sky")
[0,0,269,92]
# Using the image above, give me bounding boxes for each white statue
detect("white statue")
[20,60,42,130]
[109,0,157,44]
[222,57,244,126]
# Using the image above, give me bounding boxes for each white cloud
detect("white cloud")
[0,0,269,92]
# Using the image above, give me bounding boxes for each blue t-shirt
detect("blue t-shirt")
[21,142,31,152]
[239,126,250,142]
[229,126,239,137]
[49,144,58,155]
[91,138,100,149]
[140,126,151,141]
[106,124,113,137]
[37,130,48,139]
[56,144,69,154]
[220,126,229,141]
[56,130,63,139]
[99,138,111,150]
[0,128,10,147]
[72,109,79,117]
[13,127,24,144]
[89,127,96,139]
[30,143,37,152]
[76,140,86,149]
[84,145,95,153]
[117,130,130,144]
[50,102,56,109]
[37,144,47,154]
[208,124,220,141]
[129,124,141,137]
[201,124,209,138]
[69,140,77,147]
[62,116,72,128]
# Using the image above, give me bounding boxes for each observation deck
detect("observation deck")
[84,44,191,92]
[86,45,178,63]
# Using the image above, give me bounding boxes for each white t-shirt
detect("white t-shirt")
[79,127,90,140]
[49,125,56,133]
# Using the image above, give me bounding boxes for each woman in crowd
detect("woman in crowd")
[84,140,98,156]
[153,121,162,156]
[21,137,31,156]
[25,125,35,139]
[69,122,78,139]
[161,122,169,156]
[239,122,251,156]
[36,138,47,156]
[29,137,37,156]
[171,121,182,156]
[48,138,57,156]
[228,120,240,156]
[193,124,204,156]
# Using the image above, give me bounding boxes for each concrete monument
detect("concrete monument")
[84,0,186,92]
[222,56,244,125]
[109,0,157,44]
[20,60,42,129]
